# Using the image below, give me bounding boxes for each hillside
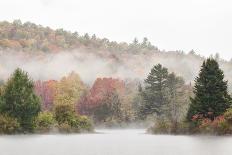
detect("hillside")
[0,20,232,89]
[0,19,157,53]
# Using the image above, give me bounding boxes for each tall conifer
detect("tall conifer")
[187,58,231,120]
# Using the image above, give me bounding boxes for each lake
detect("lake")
[0,129,232,155]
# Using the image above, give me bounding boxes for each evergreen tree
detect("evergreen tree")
[0,68,41,132]
[132,38,138,45]
[140,64,169,116]
[84,33,90,40]
[187,58,231,120]
[91,34,97,40]
[141,37,148,47]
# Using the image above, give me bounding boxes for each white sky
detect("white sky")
[0,0,232,60]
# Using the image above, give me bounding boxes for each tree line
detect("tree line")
[0,20,156,53]
[143,58,232,134]
[0,58,232,135]
[0,69,92,134]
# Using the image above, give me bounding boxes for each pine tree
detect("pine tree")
[141,64,169,116]
[187,58,231,120]
[0,68,41,132]
[132,38,138,45]
[141,37,148,47]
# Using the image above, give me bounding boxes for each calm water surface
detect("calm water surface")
[0,129,232,155]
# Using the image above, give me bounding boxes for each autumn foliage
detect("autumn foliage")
[34,80,57,111]
[34,72,87,111]
[78,78,125,115]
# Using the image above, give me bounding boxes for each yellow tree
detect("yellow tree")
[54,72,87,108]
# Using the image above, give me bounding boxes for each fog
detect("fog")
[1,49,232,87]
[0,129,232,155]
[0,50,198,83]
[0,50,141,84]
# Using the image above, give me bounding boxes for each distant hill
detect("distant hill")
[0,20,232,91]
[0,19,157,53]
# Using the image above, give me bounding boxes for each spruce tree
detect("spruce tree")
[187,58,231,120]
[0,68,41,132]
[141,64,169,116]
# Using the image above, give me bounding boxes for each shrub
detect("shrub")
[58,115,93,132]
[54,103,75,125]
[175,121,190,134]
[198,118,214,134]
[216,120,231,134]
[149,117,171,134]
[224,108,232,123]
[68,115,81,132]
[197,115,230,135]
[34,112,55,132]
[78,115,93,131]
[54,103,93,132]
[0,114,20,134]
[58,123,72,133]
[149,115,190,134]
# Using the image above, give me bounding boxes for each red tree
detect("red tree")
[34,80,57,111]
[78,78,125,115]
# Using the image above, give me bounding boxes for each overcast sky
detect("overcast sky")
[0,0,232,60]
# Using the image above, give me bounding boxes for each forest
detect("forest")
[0,20,232,134]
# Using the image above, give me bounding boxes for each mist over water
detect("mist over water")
[0,129,232,155]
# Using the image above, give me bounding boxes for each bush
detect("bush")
[224,108,232,123]
[194,108,232,135]
[149,116,190,134]
[78,115,93,131]
[0,114,20,134]
[54,103,75,125]
[148,117,171,134]
[68,115,81,132]
[198,118,214,134]
[216,120,231,134]
[58,123,72,133]
[197,115,230,135]
[57,116,92,133]
[54,103,93,132]
[34,112,55,132]
[58,115,93,132]
[175,121,190,134]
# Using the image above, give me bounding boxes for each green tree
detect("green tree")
[147,71,192,134]
[54,103,75,125]
[187,58,231,120]
[54,103,92,132]
[0,68,41,132]
[34,112,55,132]
[140,64,169,116]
